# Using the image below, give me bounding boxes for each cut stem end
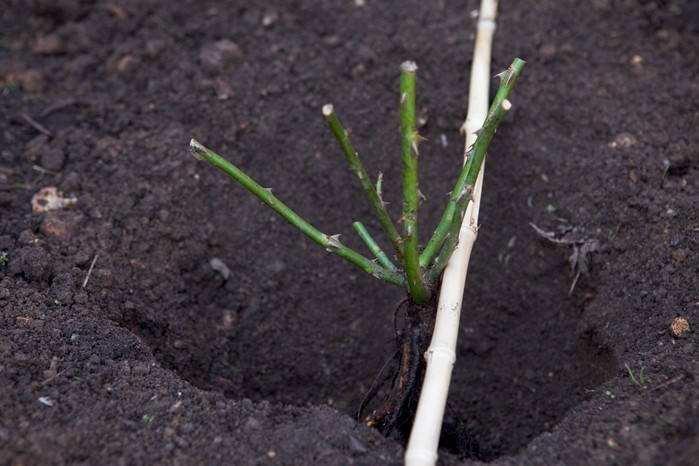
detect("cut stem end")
[189,138,208,160]
[401,60,418,73]
[322,104,334,118]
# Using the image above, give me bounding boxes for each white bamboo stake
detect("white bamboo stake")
[404,1,498,464]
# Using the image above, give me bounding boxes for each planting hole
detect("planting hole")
[121,174,616,461]
[117,109,616,460]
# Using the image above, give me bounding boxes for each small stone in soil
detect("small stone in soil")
[349,435,367,453]
[41,147,66,172]
[179,422,195,434]
[34,33,67,55]
[670,316,690,338]
[41,211,85,240]
[210,258,231,280]
[32,187,78,213]
[15,69,46,93]
[132,362,151,376]
[199,40,243,74]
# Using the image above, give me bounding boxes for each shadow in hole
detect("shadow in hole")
[120,202,618,464]
[118,124,618,462]
[440,275,617,461]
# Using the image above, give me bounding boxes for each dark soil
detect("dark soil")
[1,0,698,464]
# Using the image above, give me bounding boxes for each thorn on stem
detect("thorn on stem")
[376,172,384,197]
[494,70,507,82]
[411,140,419,157]
[455,188,468,203]
[456,185,474,204]
[506,66,516,86]
[400,92,407,106]
[325,234,342,252]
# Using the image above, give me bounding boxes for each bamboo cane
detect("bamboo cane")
[405,0,501,464]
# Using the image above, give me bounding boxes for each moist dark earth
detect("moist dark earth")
[1,0,698,465]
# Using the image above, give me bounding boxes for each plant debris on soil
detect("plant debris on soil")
[1,0,698,465]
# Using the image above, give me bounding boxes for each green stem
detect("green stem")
[399,61,430,304]
[426,58,526,281]
[322,105,404,262]
[189,139,406,287]
[419,200,456,268]
[352,222,398,272]
[420,155,475,269]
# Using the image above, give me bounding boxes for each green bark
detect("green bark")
[323,105,404,262]
[399,61,431,304]
[189,139,406,287]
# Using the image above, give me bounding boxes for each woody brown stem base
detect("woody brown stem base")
[364,293,438,435]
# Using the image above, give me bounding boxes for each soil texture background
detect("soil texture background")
[1,0,698,465]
